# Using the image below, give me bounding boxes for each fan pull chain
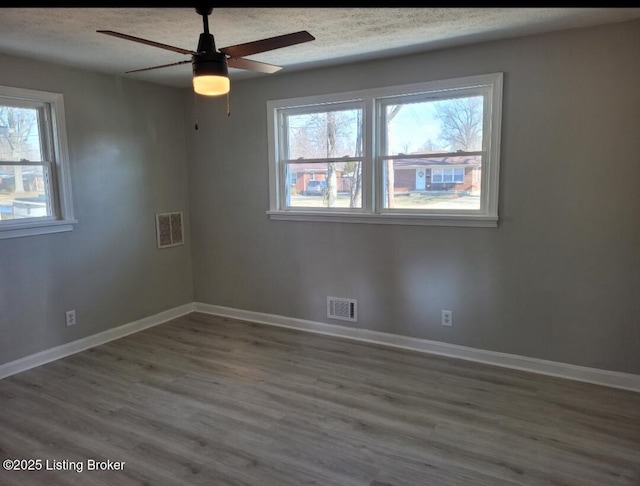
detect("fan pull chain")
[193,92,199,130]
[227,92,231,117]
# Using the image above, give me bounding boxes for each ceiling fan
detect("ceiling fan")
[97,6,315,97]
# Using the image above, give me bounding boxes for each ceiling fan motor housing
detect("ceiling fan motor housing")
[197,32,216,53]
[192,51,228,77]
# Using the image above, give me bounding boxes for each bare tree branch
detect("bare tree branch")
[434,97,483,151]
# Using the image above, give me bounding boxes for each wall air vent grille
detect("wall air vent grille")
[156,211,184,249]
[327,296,357,322]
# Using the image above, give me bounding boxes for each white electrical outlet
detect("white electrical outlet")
[65,310,76,327]
[442,310,453,327]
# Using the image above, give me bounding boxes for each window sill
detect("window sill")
[0,219,78,240]
[267,210,497,227]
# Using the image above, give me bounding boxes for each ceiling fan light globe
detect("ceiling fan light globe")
[192,52,229,96]
[193,75,230,96]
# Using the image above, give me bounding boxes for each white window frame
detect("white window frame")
[267,73,503,227]
[0,85,75,239]
[275,100,365,212]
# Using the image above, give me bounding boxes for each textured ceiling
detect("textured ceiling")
[0,7,639,88]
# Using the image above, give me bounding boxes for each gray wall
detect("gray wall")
[0,53,193,365]
[186,20,640,374]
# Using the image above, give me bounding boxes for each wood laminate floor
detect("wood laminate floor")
[0,312,639,486]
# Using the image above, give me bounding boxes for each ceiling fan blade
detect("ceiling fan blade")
[220,31,315,59]
[97,30,196,56]
[125,60,192,74]
[227,57,282,74]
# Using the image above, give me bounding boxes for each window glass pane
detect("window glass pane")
[286,108,363,159]
[384,95,483,156]
[0,105,43,162]
[0,165,51,220]
[286,162,362,209]
[382,156,482,210]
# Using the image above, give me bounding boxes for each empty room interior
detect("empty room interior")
[1,5,639,486]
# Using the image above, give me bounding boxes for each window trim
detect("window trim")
[0,85,76,239]
[266,73,503,227]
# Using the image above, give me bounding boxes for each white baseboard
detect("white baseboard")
[3,302,639,393]
[193,302,640,393]
[0,303,194,381]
